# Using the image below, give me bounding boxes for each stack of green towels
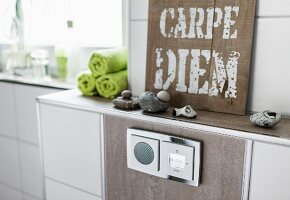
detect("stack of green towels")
[77,48,128,98]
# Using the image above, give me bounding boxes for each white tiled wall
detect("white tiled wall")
[14,85,60,145]
[0,82,61,200]
[128,0,290,115]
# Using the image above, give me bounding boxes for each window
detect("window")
[0,0,124,47]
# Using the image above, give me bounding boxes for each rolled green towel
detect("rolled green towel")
[96,70,128,99]
[77,71,98,96]
[89,48,127,77]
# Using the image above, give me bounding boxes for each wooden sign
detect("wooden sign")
[146,0,256,115]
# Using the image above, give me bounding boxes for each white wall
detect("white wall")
[128,0,290,115]
[0,83,61,200]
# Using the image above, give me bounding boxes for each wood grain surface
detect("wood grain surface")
[105,115,245,200]
[146,0,256,115]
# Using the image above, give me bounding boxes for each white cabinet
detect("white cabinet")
[0,82,17,138]
[39,104,103,198]
[45,179,101,200]
[14,84,60,144]
[250,142,290,200]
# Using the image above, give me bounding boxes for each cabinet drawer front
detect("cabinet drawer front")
[105,115,245,200]
[46,179,101,200]
[40,104,102,196]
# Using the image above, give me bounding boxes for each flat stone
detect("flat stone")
[139,91,169,113]
[112,97,139,110]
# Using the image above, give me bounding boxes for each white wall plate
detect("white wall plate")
[127,128,201,187]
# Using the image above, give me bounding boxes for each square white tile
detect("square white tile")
[14,85,61,145]
[0,137,21,189]
[0,83,17,138]
[130,0,149,20]
[257,0,290,17]
[0,184,22,200]
[129,20,148,96]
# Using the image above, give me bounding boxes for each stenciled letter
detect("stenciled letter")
[174,8,187,38]
[196,8,205,38]
[188,49,207,94]
[176,49,189,92]
[223,6,239,39]
[160,8,175,38]
[163,49,177,90]
[209,50,240,98]
[154,48,164,89]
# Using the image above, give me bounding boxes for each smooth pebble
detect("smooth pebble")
[121,90,132,99]
[157,91,170,102]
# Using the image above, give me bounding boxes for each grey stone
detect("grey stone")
[112,91,139,110]
[139,91,170,113]
[250,110,282,128]
[121,90,132,99]
[157,91,170,102]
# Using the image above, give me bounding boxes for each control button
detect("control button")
[169,153,186,170]
[161,141,194,181]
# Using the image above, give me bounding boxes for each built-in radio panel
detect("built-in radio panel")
[127,128,202,187]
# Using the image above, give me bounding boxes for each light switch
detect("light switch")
[161,141,195,181]
[169,153,186,170]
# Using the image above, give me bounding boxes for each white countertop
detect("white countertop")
[37,89,290,146]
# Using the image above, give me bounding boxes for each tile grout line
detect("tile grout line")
[256,15,290,19]
[0,180,41,200]
[0,132,39,147]
[45,177,102,198]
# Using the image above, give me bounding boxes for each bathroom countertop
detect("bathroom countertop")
[37,89,290,146]
[0,73,75,90]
